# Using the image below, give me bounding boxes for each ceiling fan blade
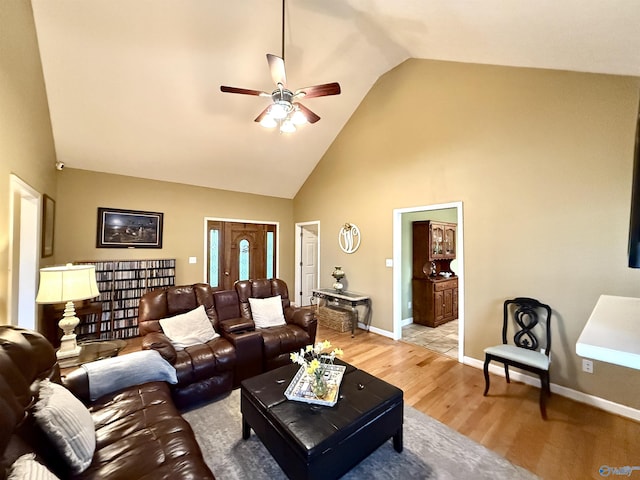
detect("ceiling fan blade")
[254,106,271,123]
[295,82,341,99]
[295,102,321,124]
[220,86,270,97]
[267,54,287,86]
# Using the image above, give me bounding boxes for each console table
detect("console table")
[312,289,371,337]
[576,295,640,369]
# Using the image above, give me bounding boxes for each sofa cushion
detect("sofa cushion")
[8,453,60,480]
[83,382,214,479]
[33,380,95,474]
[160,305,219,350]
[249,295,286,328]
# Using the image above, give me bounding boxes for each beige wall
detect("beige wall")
[55,169,295,287]
[294,58,640,408]
[0,0,58,324]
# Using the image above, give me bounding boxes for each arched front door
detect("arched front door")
[207,220,277,290]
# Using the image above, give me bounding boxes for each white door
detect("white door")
[299,224,318,306]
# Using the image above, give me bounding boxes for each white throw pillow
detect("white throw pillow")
[159,305,219,350]
[8,453,60,480]
[33,380,96,474]
[249,295,287,328]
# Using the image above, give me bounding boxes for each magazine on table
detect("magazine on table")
[285,364,346,407]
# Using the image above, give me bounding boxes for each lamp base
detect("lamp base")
[56,333,81,359]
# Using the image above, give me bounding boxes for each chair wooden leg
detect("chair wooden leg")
[483,358,490,396]
[504,364,510,383]
[539,372,549,420]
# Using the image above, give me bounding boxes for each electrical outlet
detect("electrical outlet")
[582,359,594,374]
[408,301,412,310]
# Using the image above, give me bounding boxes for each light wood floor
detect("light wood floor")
[123,327,639,479]
[319,327,640,480]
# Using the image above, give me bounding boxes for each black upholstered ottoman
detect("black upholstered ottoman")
[240,361,403,480]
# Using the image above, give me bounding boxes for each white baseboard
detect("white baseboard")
[357,323,394,338]
[401,317,413,327]
[464,356,640,422]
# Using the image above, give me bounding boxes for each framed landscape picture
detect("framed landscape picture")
[96,208,163,248]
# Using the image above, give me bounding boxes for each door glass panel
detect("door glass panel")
[266,231,274,278]
[209,228,219,288]
[239,239,250,281]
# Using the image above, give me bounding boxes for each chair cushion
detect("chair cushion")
[484,344,550,370]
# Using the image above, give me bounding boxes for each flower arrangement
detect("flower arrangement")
[290,340,343,398]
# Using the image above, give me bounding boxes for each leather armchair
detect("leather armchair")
[235,278,317,371]
[138,284,236,409]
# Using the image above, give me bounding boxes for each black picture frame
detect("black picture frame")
[41,194,55,257]
[96,207,163,248]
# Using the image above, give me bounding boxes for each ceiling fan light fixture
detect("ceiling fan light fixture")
[291,108,307,125]
[260,115,278,128]
[280,120,296,134]
[269,102,289,120]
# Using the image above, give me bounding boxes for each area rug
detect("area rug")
[182,390,539,480]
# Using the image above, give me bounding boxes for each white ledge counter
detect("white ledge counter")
[577,295,640,370]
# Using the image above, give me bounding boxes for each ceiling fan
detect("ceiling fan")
[220,0,341,134]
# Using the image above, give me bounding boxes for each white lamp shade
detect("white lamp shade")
[36,264,100,304]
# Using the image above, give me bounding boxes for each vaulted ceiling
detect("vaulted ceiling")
[31,0,640,198]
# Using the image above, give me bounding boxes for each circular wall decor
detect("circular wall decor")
[338,223,361,254]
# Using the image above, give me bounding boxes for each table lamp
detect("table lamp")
[36,263,100,359]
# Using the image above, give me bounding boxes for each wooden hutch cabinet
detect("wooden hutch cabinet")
[412,221,458,327]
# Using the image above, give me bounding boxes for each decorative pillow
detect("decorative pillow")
[159,305,219,350]
[249,295,287,328]
[8,453,60,480]
[81,349,178,401]
[33,380,95,474]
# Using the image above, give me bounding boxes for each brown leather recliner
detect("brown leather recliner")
[235,278,317,371]
[138,284,237,409]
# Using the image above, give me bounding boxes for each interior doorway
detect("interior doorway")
[392,202,464,361]
[294,222,320,307]
[8,175,41,329]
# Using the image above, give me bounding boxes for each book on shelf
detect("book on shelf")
[284,364,346,407]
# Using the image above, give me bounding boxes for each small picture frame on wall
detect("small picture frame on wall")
[41,194,55,257]
[96,207,163,249]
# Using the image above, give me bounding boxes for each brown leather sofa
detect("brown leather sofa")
[0,325,214,480]
[138,278,317,408]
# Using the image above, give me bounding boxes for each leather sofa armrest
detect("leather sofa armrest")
[285,306,317,331]
[223,330,263,386]
[62,368,91,404]
[219,317,255,335]
[142,332,177,364]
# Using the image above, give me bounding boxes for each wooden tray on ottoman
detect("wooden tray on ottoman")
[240,362,403,480]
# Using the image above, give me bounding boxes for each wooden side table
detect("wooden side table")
[311,289,371,337]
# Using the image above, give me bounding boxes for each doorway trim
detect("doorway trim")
[294,221,321,307]
[8,174,41,329]
[392,201,465,362]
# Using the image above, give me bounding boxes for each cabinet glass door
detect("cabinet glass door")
[431,225,444,257]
